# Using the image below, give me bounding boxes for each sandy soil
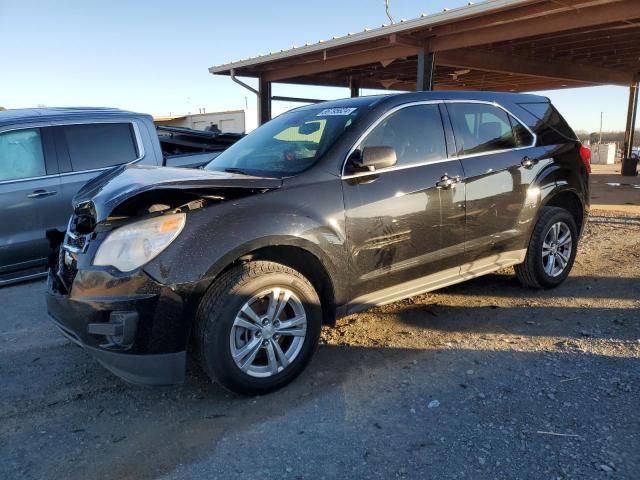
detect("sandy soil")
[590,164,640,215]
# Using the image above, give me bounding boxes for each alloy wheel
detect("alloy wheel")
[229,287,307,378]
[542,221,573,277]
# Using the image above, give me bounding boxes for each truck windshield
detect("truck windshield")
[205,106,362,177]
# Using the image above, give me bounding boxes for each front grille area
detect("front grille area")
[57,247,78,292]
[51,212,94,294]
[64,231,88,253]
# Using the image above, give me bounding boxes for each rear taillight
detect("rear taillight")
[579,144,591,174]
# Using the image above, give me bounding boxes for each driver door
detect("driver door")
[342,103,466,301]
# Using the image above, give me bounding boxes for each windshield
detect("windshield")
[205,106,362,177]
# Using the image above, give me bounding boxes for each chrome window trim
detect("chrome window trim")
[0,174,53,186]
[342,157,455,180]
[0,119,146,185]
[442,99,537,157]
[57,165,114,178]
[340,99,537,179]
[340,100,442,178]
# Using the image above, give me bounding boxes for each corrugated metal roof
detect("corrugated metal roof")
[209,0,537,73]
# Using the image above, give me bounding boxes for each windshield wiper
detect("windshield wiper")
[224,167,253,176]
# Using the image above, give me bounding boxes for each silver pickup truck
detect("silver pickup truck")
[0,107,241,285]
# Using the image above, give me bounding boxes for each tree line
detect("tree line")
[575,129,640,146]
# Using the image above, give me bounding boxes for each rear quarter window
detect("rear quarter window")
[64,123,139,171]
[517,102,577,144]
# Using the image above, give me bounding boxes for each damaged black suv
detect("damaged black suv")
[47,92,590,395]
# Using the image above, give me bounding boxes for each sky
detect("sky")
[0,0,636,133]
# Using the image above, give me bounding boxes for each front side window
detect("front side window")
[64,123,138,171]
[0,128,46,181]
[358,104,447,167]
[206,106,362,177]
[448,103,530,155]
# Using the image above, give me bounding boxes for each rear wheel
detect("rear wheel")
[515,206,578,289]
[196,261,322,395]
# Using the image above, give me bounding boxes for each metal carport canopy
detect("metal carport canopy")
[210,0,640,156]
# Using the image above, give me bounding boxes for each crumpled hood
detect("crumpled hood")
[73,164,282,223]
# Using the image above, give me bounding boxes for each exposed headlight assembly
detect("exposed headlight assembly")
[93,213,185,272]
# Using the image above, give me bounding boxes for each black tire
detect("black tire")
[195,261,322,395]
[515,206,578,289]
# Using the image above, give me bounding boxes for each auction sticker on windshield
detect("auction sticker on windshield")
[317,108,357,116]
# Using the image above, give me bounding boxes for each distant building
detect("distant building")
[154,110,247,133]
[591,143,618,165]
[154,105,299,134]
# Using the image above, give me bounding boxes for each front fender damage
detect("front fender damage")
[72,164,282,225]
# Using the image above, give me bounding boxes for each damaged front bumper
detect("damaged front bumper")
[46,249,192,385]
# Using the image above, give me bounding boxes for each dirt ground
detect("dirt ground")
[1,215,639,479]
[590,164,640,215]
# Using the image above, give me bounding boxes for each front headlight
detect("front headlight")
[93,213,186,272]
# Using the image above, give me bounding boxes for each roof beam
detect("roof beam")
[262,44,420,82]
[430,0,640,51]
[279,72,592,92]
[506,26,640,50]
[437,47,633,85]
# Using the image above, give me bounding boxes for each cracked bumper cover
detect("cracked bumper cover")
[46,269,191,385]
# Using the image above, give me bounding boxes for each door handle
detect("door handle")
[436,174,461,189]
[27,189,57,199]
[521,157,536,169]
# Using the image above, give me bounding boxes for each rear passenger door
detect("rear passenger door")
[53,122,144,212]
[0,127,61,275]
[445,101,537,263]
[342,103,466,298]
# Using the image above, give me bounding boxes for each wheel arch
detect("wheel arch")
[540,188,586,235]
[195,237,340,327]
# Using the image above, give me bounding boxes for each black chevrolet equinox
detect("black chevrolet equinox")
[47,91,590,395]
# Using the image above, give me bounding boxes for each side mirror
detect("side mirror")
[350,146,397,172]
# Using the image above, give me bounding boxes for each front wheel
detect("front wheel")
[515,206,578,289]
[196,261,322,395]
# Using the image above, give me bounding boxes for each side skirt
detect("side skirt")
[342,249,526,316]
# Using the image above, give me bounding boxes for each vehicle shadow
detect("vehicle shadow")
[432,271,640,301]
[349,271,640,343]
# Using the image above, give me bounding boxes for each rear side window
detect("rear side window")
[0,128,46,181]
[359,104,447,167]
[447,103,533,155]
[510,116,535,147]
[63,123,139,171]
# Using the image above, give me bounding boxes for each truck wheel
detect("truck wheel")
[515,207,578,289]
[196,261,322,395]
